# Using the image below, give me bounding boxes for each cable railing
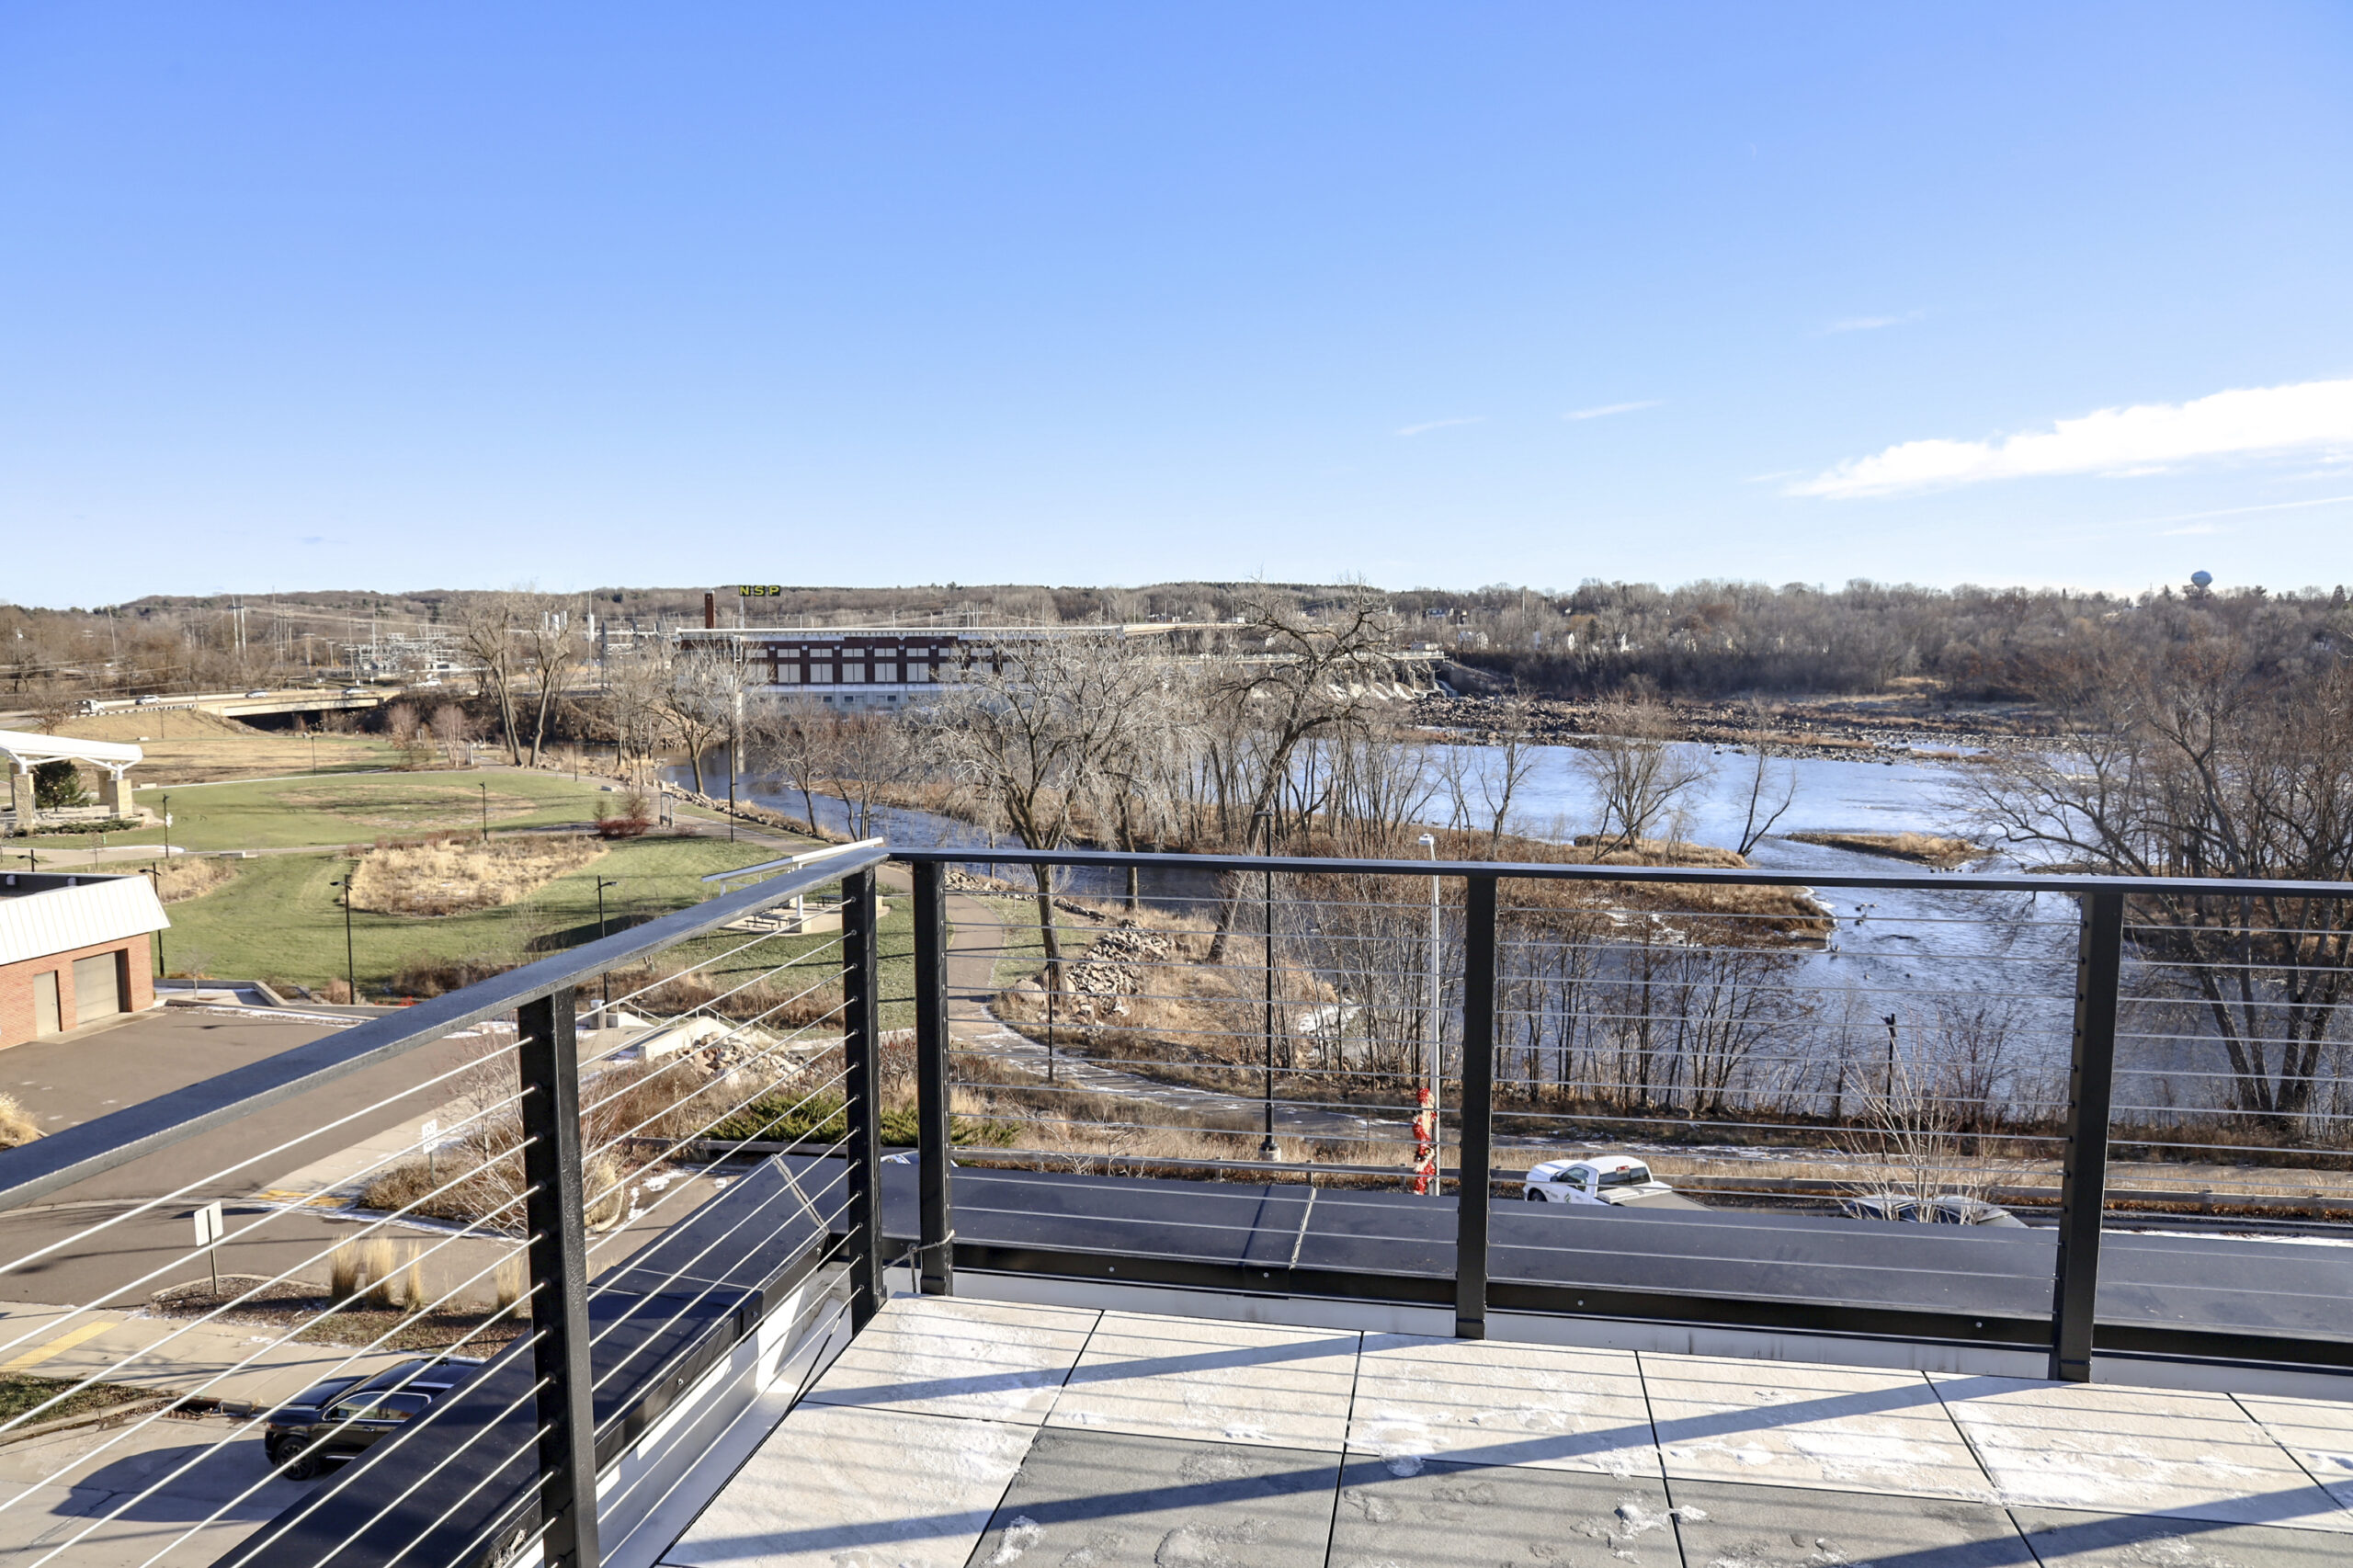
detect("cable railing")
[890,846,2353,1388]
[0,835,2345,1568]
[0,839,892,1568]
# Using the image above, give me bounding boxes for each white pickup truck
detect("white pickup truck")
[1521,1154,1702,1210]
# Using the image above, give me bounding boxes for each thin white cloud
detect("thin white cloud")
[2160,523,2224,537]
[1563,400,1662,422]
[1790,378,2353,499]
[1395,415,1483,437]
[1826,312,1920,334]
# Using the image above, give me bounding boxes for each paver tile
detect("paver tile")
[1327,1454,1680,1568]
[2233,1393,2353,1510]
[800,1296,1099,1426]
[965,1430,1336,1568]
[1046,1312,1359,1452]
[665,1404,1035,1568]
[1668,1477,2035,1568]
[2013,1505,2349,1568]
[1933,1378,2349,1532]
[1643,1353,1990,1499]
[1347,1334,1659,1478]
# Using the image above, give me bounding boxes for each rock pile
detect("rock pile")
[1054,923,1176,1018]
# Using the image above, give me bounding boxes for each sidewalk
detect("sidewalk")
[0,1300,417,1417]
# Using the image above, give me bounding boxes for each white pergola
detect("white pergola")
[0,729,143,827]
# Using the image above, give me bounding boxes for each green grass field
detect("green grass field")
[18,769,622,852]
[153,831,918,1023]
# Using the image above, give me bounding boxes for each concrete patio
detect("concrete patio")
[659,1296,2353,1568]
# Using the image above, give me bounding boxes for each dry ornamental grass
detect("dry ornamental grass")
[150,856,238,903]
[0,1095,41,1150]
[348,834,604,915]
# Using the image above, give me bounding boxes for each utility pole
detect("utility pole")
[479,781,489,844]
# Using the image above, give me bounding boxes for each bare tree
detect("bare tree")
[457,597,528,764]
[1733,701,1797,856]
[1958,641,2353,1129]
[933,633,1165,978]
[658,649,740,794]
[518,613,587,768]
[1574,701,1713,854]
[746,699,833,835]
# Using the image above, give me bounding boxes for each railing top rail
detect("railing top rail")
[0,843,888,1216]
[888,844,2353,900]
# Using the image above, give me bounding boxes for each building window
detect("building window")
[842,661,868,684]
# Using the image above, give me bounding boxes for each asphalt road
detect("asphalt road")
[0,1007,481,1308]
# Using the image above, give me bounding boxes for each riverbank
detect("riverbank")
[1412,688,2057,760]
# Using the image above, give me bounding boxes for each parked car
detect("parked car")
[1841,1193,2026,1227]
[1521,1153,1699,1209]
[264,1355,483,1479]
[412,676,443,688]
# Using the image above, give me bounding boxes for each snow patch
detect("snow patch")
[987,1516,1041,1566]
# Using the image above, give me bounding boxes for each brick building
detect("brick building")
[0,872,168,1049]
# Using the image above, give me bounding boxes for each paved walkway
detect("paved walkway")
[665,1295,2353,1568]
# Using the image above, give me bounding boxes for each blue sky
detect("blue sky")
[4,5,2349,607]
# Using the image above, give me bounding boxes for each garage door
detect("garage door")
[71,952,123,1026]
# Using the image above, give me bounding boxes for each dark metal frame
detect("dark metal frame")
[0,846,890,1568]
[893,844,2347,1378]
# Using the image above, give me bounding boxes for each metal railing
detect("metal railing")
[0,840,891,1568]
[0,835,2344,1568]
[889,846,2353,1387]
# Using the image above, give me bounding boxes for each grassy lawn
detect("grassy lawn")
[155,830,917,1019]
[17,769,621,853]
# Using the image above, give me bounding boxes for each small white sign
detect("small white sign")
[421,1119,439,1145]
[164,813,175,828]
[192,1200,222,1249]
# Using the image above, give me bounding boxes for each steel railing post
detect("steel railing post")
[2050,890,2123,1383]
[1455,873,1497,1340]
[842,867,885,1330]
[517,987,600,1568]
[912,860,955,1296]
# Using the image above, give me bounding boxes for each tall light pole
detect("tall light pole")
[1256,809,1279,1160]
[477,781,488,844]
[596,877,619,1016]
[331,875,357,1004]
[161,794,172,864]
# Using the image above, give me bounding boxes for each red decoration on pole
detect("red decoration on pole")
[1412,1084,1436,1196]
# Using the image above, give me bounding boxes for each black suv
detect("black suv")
[263,1356,483,1480]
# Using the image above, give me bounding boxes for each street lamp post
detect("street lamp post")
[1256,808,1277,1161]
[331,875,357,1004]
[596,877,619,1017]
[478,781,488,844]
[161,795,172,864]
